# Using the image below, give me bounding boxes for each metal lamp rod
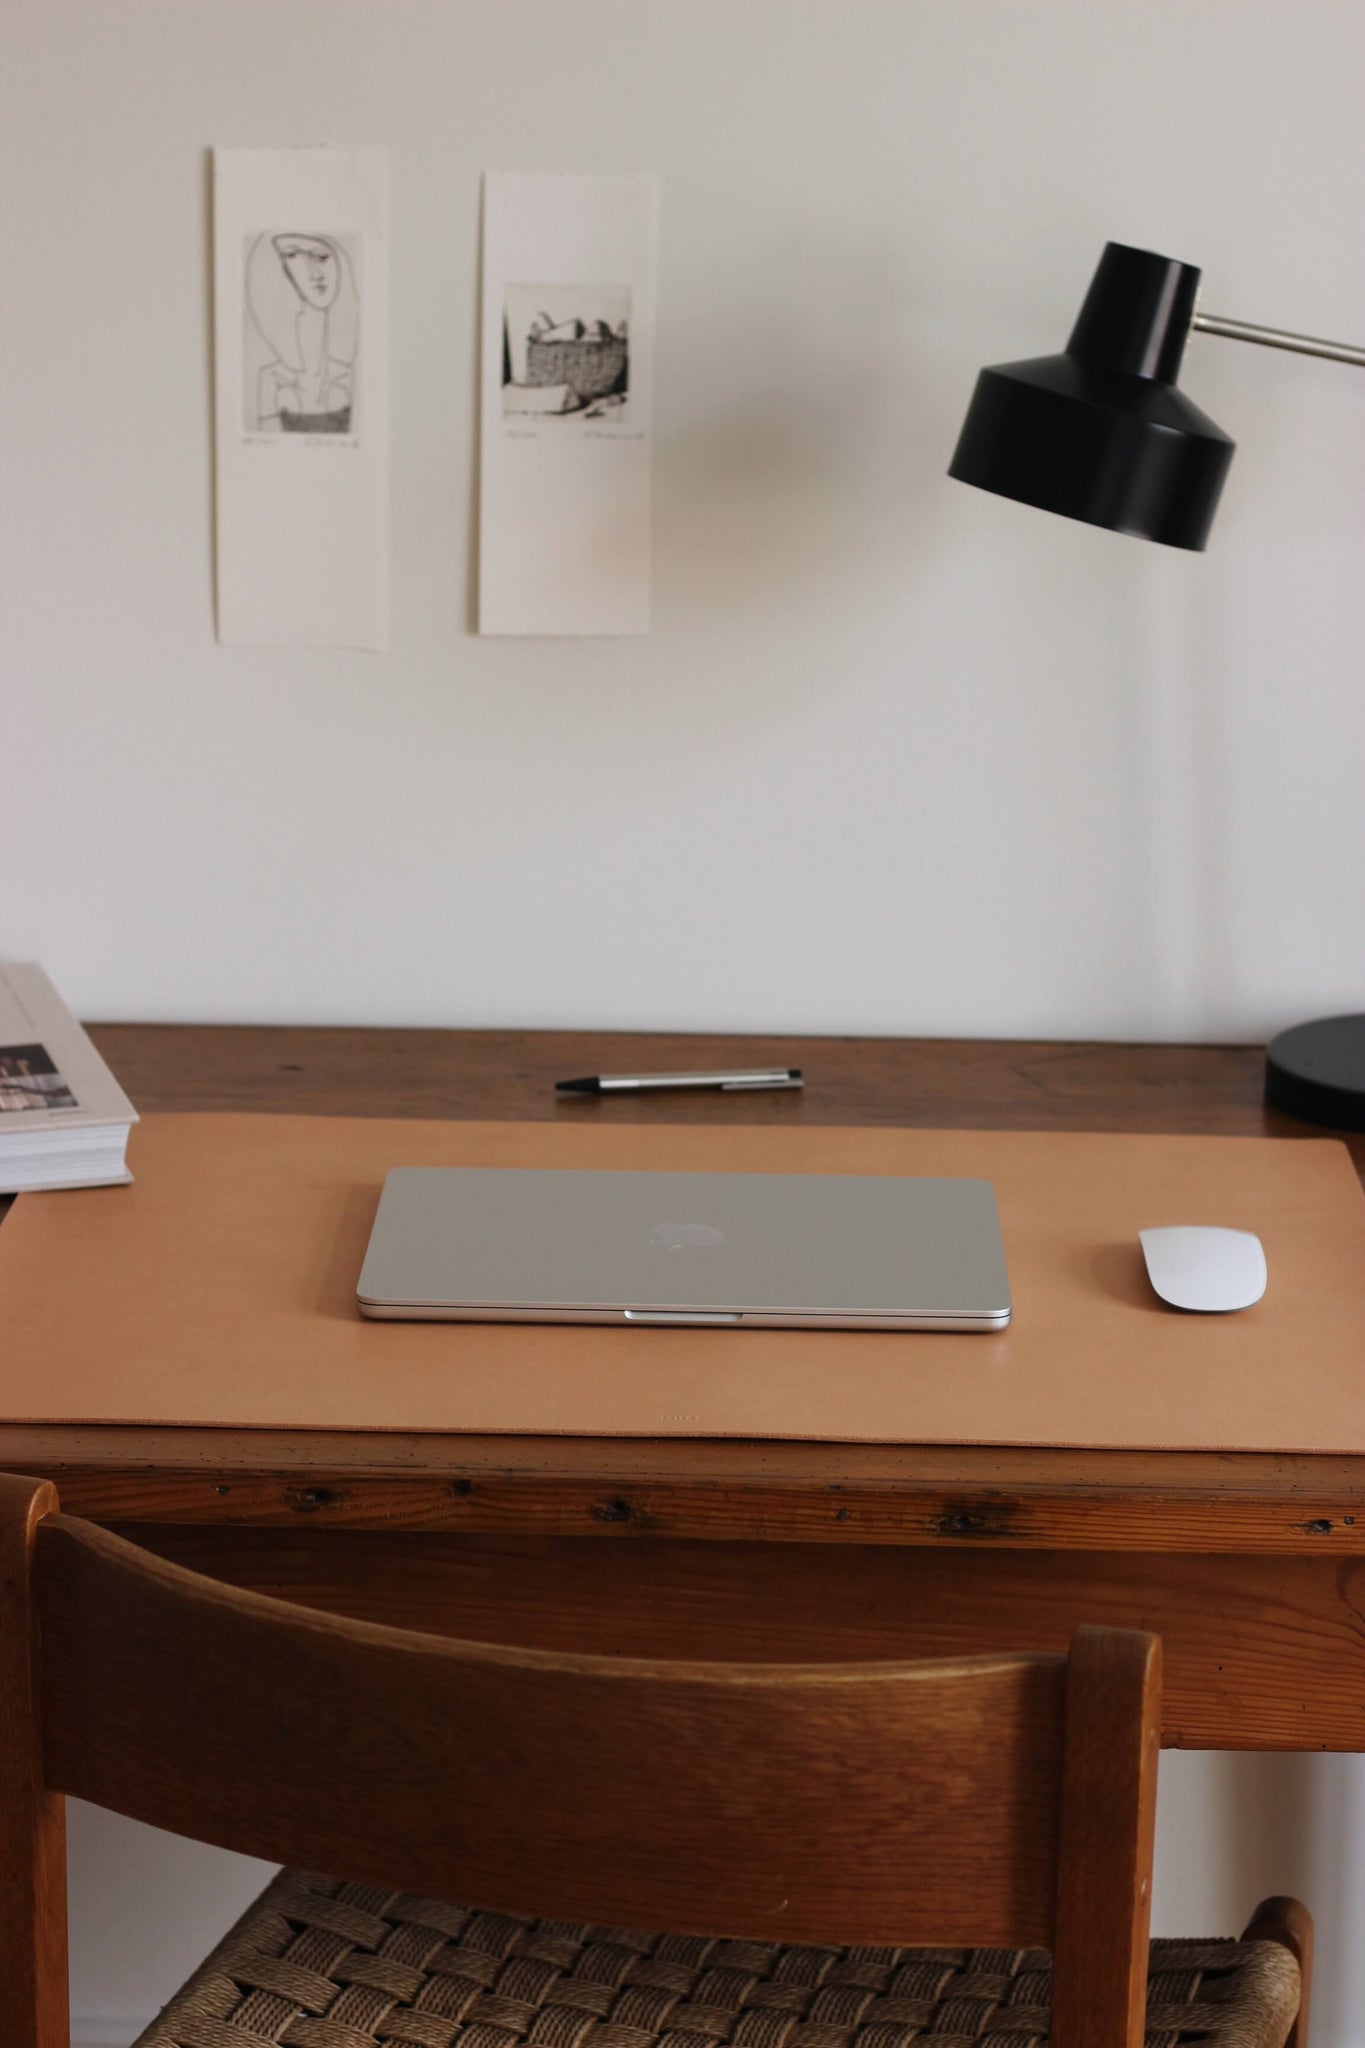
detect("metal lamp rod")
[1192,310,1365,368]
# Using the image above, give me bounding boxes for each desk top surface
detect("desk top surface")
[3,1024,1364,1547]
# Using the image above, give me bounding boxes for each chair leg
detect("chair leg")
[0,1474,69,2048]
[1243,1896,1314,2048]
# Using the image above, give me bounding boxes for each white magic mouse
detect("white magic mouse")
[1139,1226,1267,1313]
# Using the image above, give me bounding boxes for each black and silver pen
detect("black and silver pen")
[556,1067,803,1095]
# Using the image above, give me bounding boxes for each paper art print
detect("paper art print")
[243,230,361,436]
[503,285,630,421]
[214,146,388,649]
[479,172,656,635]
[0,1045,78,1114]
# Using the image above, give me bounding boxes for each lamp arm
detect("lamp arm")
[1191,310,1365,368]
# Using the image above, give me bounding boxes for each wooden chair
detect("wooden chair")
[1,1472,1311,2048]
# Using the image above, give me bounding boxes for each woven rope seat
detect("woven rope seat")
[133,1870,1303,2048]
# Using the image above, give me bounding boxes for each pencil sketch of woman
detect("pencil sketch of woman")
[243,231,359,434]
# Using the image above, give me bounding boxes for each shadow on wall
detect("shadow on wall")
[1155,1750,1363,2047]
[656,229,948,615]
[66,1800,277,2048]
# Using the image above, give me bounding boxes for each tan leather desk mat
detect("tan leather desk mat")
[1,1113,1363,1449]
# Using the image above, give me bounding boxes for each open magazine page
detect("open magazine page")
[0,964,137,1135]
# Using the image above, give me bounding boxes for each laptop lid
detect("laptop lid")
[357,1167,1010,1330]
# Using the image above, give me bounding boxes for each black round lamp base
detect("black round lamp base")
[1265,1014,1365,1131]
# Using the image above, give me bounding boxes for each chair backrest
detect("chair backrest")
[0,1472,1161,2048]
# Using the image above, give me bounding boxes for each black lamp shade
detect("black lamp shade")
[949,243,1235,549]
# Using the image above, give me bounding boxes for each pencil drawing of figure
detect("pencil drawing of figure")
[243,231,360,434]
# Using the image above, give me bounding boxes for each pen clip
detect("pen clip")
[720,1078,802,1091]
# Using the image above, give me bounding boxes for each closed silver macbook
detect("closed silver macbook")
[357,1167,1011,1331]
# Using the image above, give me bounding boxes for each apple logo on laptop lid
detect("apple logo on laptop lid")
[650,1221,725,1251]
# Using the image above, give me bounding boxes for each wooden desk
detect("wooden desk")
[4,1026,1365,1752]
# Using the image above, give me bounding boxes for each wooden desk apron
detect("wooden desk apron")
[2,1112,1362,1451]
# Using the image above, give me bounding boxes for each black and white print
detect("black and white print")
[502,284,630,421]
[0,1043,78,1114]
[243,231,361,436]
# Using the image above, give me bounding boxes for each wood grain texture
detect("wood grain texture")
[2,1024,1364,1541]
[11,1433,1365,1554]
[119,1528,1365,1751]
[80,1026,1365,1168]
[0,1474,68,2048]
[34,1507,1086,1947]
[1051,1628,1161,2048]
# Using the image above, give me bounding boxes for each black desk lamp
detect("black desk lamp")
[949,239,1365,1128]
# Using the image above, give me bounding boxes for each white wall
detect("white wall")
[4,2,1365,2042]
[3,0,1364,1040]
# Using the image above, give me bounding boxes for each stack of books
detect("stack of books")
[0,963,138,1192]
